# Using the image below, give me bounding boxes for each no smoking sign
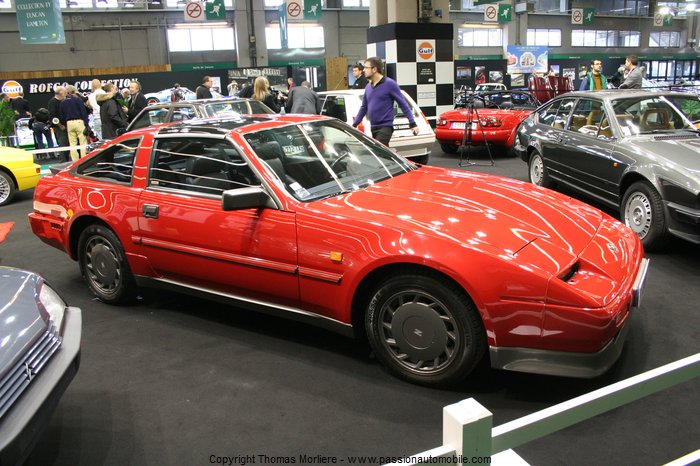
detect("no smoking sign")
[484,4,497,22]
[287,0,302,18]
[184,0,204,21]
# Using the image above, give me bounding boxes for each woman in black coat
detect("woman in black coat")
[98,83,128,139]
[252,76,281,113]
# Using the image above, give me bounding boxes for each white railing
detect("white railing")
[384,353,700,466]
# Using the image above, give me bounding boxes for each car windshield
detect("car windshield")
[244,120,414,202]
[203,100,274,118]
[611,95,699,136]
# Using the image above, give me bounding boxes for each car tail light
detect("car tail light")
[480,117,503,128]
[437,118,447,126]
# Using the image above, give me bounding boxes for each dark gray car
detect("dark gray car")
[514,89,700,251]
[127,97,274,132]
[0,267,82,464]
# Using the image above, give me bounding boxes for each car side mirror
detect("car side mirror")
[222,186,275,211]
[116,128,126,136]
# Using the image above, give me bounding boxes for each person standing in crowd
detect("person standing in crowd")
[608,64,626,88]
[619,54,643,89]
[287,77,295,91]
[47,86,69,161]
[285,81,320,115]
[238,81,254,99]
[29,107,54,159]
[171,83,185,102]
[252,76,281,113]
[351,63,368,89]
[196,76,214,99]
[59,85,89,161]
[352,57,419,146]
[125,81,147,123]
[98,83,128,139]
[11,92,31,119]
[87,79,105,140]
[227,80,239,97]
[579,59,608,91]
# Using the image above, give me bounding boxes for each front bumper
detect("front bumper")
[0,307,82,465]
[490,258,649,378]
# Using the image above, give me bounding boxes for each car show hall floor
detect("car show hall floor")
[1,144,699,466]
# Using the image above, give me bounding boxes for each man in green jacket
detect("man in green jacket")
[579,59,608,91]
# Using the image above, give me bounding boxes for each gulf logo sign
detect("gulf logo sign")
[1,80,23,98]
[418,42,434,60]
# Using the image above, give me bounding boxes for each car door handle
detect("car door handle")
[142,204,159,219]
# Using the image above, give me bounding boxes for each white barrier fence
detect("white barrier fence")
[385,353,700,466]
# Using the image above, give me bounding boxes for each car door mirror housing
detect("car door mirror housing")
[222,186,274,211]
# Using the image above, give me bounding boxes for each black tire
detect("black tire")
[78,224,138,304]
[0,171,16,206]
[365,272,486,387]
[621,181,670,251]
[440,143,458,154]
[528,150,552,188]
[412,154,429,165]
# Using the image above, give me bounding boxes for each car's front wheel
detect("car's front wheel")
[0,171,16,206]
[528,150,552,188]
[78,224,137,304]
[365,272,485,387]
[622,181,670,251]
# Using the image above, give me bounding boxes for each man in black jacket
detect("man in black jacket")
[47,86,69,161]
[196,76,214,99]
[351,63,368,89]
[126,81,148,122]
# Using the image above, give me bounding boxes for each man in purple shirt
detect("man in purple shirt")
[352,57,419,146]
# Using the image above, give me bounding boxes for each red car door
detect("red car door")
[135,136,300,308]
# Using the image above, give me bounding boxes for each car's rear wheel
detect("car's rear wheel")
[440,143,458,154]
[622,181,670,251]
[528,150,552,188]
[365,272,485,387]
[78,224,137,304]
[0,171,16,206]
[412,154,429,165]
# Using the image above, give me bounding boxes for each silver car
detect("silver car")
[127,97,274,133]
[514,89,700,250]
[0,267,81,464]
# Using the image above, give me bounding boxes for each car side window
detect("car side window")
[130,108,170,130]
[569,99,607,136]
[554,99,576,129]
[76,138,139,184]
[149,138,260,196]
[321,96,348,122]
[538,101,561,127]
[171,106,196,122]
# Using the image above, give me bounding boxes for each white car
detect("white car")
[318,89,434,164]
[475,83,508,92]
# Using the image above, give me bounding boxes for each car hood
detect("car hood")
[314,166,603,276]
[630,136,700,179]
[0,267,50,380]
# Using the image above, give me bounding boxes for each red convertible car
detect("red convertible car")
[436,91,540,155]
[29,115,648,386]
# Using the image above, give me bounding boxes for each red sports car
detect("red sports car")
[29,115,649,386]
[436,91,539,155]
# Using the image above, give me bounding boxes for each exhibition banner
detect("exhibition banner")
[506,45,548,74]
[15,0,65,45]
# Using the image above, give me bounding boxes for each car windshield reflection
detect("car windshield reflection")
[244,120,414,202]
